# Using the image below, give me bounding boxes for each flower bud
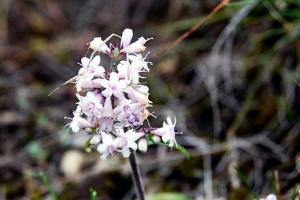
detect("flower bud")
[70,116,91,133]
[152,135,161,143]
[90,135,101,145]
[121,28,133,48]
[122,37,152,53]
[138,138,148,152]
[89,37,110,53]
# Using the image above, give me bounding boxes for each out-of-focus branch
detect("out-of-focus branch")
[154,0,230,58]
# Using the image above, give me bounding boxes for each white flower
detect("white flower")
[125,86,151,106]
[128,53,151,72]
[114,127,144,157]
[117,60,141,84]
[89,37,110,53]
[152,117,180,147]
[75,56,105,92]
[121,28,133,48]
[70,106,91,133]
[97,132,117,159]
[99,72,127,98]
[122,37,152,54]
[76,91,103,118]
[79,56,105,78]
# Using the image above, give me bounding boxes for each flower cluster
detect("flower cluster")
[68,29,181,159]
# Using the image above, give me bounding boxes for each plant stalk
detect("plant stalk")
[129,152,145,200]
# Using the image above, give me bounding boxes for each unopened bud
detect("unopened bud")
[90,135,101,145]
[121,28,133,48]
[89,37,110,53]
[152,135,161,143]
[138,138,148,152]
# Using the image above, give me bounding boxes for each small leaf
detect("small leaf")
[174,144,190,160]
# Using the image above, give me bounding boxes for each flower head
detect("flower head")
[67,29,182,159]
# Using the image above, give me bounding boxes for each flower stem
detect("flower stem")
[129,152,146,200]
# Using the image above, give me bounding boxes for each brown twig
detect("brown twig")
[154,0,230,58]
[273,170,282,200]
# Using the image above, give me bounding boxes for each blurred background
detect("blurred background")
[0,0,300,199]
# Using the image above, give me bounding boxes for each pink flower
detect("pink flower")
[102,97,113,118]
[99,72,127,98]
[100,117,113,132]
[100,97,114,132]
[114,127,144,157]
[66,29,182,159]
[97,132,117,159]
[76,91,103,118]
